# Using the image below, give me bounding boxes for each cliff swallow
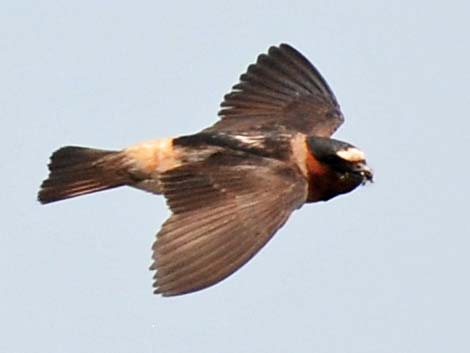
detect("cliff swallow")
[38,44,373,296]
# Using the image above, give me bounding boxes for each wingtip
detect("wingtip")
[37,192,48,204]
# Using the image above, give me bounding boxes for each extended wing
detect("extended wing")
[150,152,307,296]
[206,43,344,137]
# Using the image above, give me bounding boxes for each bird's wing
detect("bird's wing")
[150,152,308,296]
[206,43,344,137]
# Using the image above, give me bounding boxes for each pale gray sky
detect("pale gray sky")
[2,1,469,352]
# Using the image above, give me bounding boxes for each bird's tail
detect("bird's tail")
[38,146,132,204]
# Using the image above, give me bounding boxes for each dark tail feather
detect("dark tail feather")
[38,146,131,204]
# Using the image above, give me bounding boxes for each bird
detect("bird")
[38,43,373,297]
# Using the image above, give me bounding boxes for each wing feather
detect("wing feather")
[150,154,307,296]
[208,43,344,137]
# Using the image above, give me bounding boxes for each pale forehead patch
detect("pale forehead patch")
[336,147,366,162]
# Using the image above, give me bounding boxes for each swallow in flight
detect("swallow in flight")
[38,44,373,296]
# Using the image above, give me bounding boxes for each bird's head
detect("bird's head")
[306,136,373,186]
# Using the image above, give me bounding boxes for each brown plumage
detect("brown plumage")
[38,43,373,296]
[152,153,307,295]
[38,147,131,203]
[208,44,343,136]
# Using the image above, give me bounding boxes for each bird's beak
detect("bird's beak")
[357,162,374,184]
[359,163,374,184]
